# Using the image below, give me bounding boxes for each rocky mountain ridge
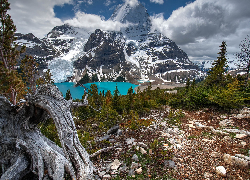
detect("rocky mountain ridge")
[15,2,204,84]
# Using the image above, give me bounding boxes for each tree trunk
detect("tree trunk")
[0,84,93,179]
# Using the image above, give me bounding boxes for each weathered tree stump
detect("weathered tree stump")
[0,84,93,179]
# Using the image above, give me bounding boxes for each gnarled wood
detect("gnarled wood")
[0,84,93,179]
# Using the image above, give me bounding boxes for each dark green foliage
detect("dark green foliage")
[78,73,90,85]
[0,0,27,104]
[169,41,248,111]
[205,41,228,87]
[91,74,99,82]
[38,118,61,147]
[65,89,72,100]
[114,75,126,82]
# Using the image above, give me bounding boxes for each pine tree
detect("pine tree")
[36,69,54,87]
[206,41,228,87]
[21,55,38,94]
[0,0,26,105]
[236,35,250,83]
[65,89,72,100]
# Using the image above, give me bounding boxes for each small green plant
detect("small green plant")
[229,132,236,139]
[188,135,198,139]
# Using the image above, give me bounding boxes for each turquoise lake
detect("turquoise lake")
[54,82,138,99]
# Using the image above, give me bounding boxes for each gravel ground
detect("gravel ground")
[85,107,250,179]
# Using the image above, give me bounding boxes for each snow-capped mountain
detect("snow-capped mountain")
[15,2,204,84]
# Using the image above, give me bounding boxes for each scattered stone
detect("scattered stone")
[216,166,226,177]
[128,169,135,176]
[130,162,139,169]
[126,138,136,145]
[211,152,220,158]
[109,139,115,143]
[140,147,147,155]
[117,129,123,136]
[110,159,121,170]
[149,149,152,155]
[135,167,142,174]
[235,134,247,139]
[102,174,111,180]
[204,172,213,179]
[107,125,119,135]
[97,134,110,142]
[232,156,249,168]
[137,142,147,149]
[164,160,175,169]
[132,154,139,162]
[223,154,232,165]
[119,165,128,172]
[99,171,106,177]
[241,141,246,147]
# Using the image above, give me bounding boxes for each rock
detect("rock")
[99,171,106,177]
[149,149,153,155]
[140,147,147,155]
[204,172,212,179]
[132,154,139,162]
[241,141,246,147]
[130,162,139,169]
[117,129,123,136]
[110,159,121,170]
[216,166,226,177]
[97,134,110,142]
[164,160,175,169]
[109,139,116,143]
[232,156,249,168]
[211,152,220,158]
[235,134,247,139]
[135,167,142,174]
[137,142,147,149]
[223,154,232,165]
[119,165,128,172]
[107,125,119,135]
[126,138,136,145]
[102,174,112,179]
[128,169,135,176]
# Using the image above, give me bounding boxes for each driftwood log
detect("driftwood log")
[0,84,93,179]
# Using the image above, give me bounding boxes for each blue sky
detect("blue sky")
[53,0,195,21]
[8,0,250,63]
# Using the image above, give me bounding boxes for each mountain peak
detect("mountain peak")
[110,2,151,40]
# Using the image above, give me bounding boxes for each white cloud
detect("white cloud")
[104,0,112,6]
[150,0,250,61]
[123,0,139,7]
[8,0,71,38]
[150,0,164,5]
[64,11,129,32]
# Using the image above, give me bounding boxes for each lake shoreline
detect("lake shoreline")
[134,82,185,92]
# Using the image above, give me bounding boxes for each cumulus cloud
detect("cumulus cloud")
[64,11,129,32]
[151,0,250,61]
[150,0,164,5]
[8,0,71,38]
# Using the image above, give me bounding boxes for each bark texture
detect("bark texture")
[0,84,93,180]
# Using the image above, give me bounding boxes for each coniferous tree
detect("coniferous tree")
[65,89,72,100]
[36,69,54,87]
[91,74,99,82]
[21,55,38,94]
[206,41,228,87]
[236,35,250,83]
[0,0,27,105]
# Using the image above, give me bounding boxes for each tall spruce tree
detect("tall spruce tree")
[206,41,228,87]
[0,0,26,105]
